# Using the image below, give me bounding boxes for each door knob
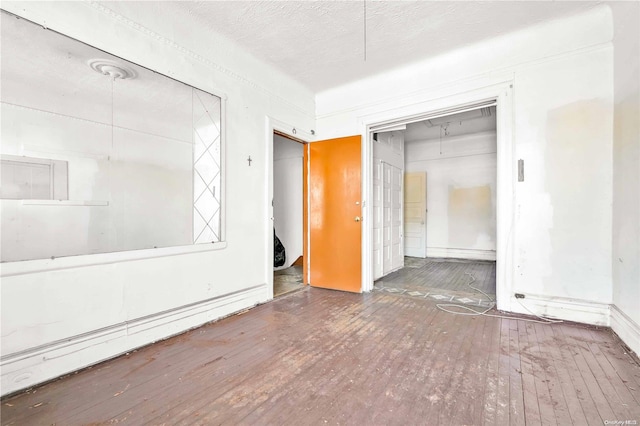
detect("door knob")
[354,216,361,222]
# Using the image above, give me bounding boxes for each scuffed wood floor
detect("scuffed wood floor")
[376,257,497,300]
[2,288,639,425]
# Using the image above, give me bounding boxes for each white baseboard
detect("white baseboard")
[426,247,496,261]
[610,305,640,357]
[507,293,610,326]
[1,284,269,397]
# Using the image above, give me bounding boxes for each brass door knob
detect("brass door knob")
[355,216,361,222]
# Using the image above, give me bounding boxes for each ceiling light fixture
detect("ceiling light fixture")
[87,59,137,169]
[88,59,137,80]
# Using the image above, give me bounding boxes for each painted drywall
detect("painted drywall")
[273,134,303,269]
[405,131,497,260]
[316,6,614,324]
[610,1,640,356]
[0,2,314,396]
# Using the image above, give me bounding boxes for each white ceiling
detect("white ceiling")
[404,106,496,142]
[101,1,601,92]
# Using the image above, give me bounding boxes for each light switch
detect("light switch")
[518,159,524,182]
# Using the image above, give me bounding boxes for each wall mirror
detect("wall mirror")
[1,11,223,263]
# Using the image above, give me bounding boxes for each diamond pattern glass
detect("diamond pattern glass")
[193,89,221,244]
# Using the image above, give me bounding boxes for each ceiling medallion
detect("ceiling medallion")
[88,59,137,80]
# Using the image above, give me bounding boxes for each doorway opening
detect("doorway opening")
[272,130,307,298]
[370,102,499,307]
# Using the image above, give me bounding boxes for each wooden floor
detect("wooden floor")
[2,288,639,425]
[273,265,304,298]
[375,257,496,308]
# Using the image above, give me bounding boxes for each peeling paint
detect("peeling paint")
[448,185,494,249]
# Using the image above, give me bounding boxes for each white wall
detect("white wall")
[317,6,614,325]
[273,134,303,269]
[0,2,314,396]
[373,131,404,169]
[610,1,640,356]
[405,131,497,260]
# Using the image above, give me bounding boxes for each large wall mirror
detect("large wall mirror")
[1,11,223,263]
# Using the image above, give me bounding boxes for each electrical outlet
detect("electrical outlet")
[515,293,525,299]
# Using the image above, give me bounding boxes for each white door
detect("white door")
[372,161,383,279]
[382,163,404,275]
[382,163,392,274]
[390,164,404,271]
[373,130,405,278]
[404,172,427,258]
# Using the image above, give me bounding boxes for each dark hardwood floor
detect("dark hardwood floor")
[375,257,496,308]
[2,287,639,425]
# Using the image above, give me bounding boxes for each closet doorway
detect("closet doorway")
[272,130,307,297]
[371,102,499,307]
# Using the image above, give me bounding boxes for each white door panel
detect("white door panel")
[372,161,383,279]
[373,130,405,278]
[390,166,403,270]
[382,162,404,274]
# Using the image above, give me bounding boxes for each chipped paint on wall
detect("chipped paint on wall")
[405,130,497,257]
[447,185,494,249]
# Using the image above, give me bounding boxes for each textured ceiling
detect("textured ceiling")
[101,1,600,92]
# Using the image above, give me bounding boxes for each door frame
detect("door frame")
[359,81,515,311]
[265,117,314,300]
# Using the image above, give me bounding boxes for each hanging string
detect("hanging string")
[111,77,114,152]
[439,123,450,155]
[109,77,114,219]
[363,0,367,61]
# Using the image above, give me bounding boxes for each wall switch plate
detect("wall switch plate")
[518,159,524,182]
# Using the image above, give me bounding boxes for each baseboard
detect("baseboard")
[1,284,268,397]
[426,247,496,261]
[508,293,611,326]
[610,305,640,357]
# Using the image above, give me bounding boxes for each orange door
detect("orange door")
[308,135,362,293]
